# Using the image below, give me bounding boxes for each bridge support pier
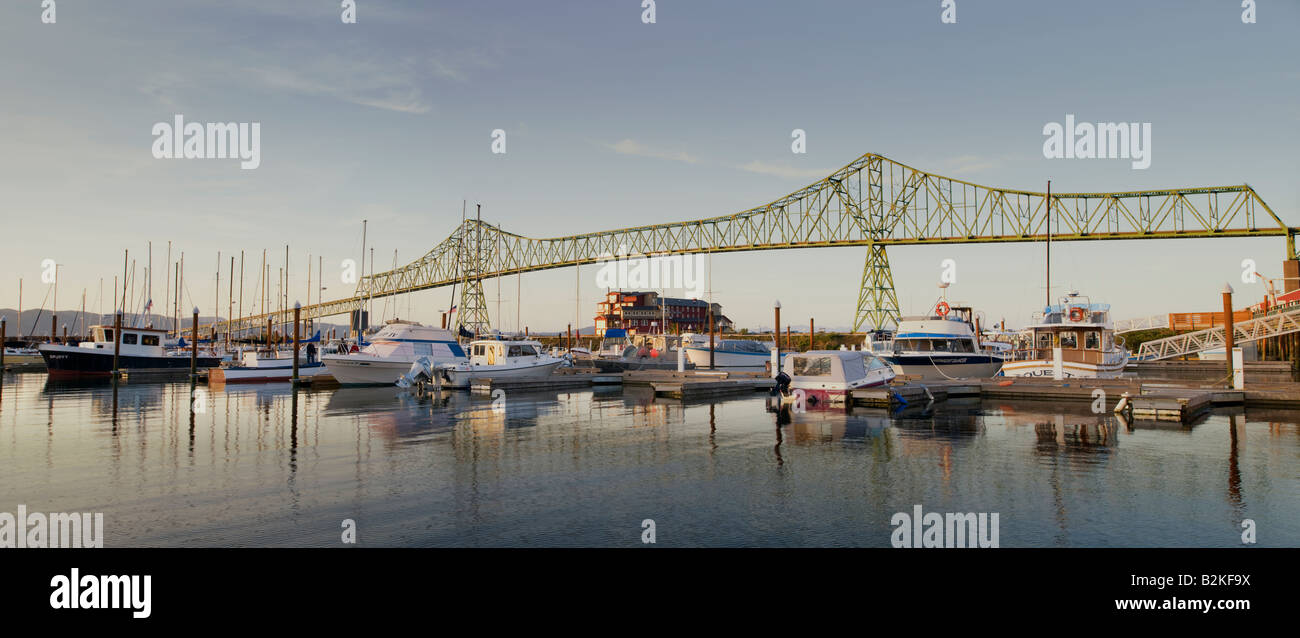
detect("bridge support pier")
[852,244,900,332]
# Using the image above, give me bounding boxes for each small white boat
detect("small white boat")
[681,334,782,371]
[1001,293,1128,379]
[398,339,565,389]
[209,352,332,384]
[322,320,465,385]
[776,350,896,409]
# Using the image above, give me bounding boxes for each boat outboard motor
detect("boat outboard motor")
[396,355,435,389]
[772,370,792,397]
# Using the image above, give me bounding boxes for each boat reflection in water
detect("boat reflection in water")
[4,371,1295,547]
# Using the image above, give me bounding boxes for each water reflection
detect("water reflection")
[0,372,1296,547]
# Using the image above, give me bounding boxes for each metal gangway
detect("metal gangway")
[1134,307,1300,360]
[1114,315,1169,334]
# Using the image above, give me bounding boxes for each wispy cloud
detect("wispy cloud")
[605,139,700,164]
[735,160,832,180]
[941,154,998,175]
[247,64,433,115]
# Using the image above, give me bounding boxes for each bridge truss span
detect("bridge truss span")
[207,152,1296,337]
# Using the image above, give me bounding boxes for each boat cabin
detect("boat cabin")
[889,306,982,354]
[1017,302,1121,365]
[465,339,546,366]
[80,325,169,356]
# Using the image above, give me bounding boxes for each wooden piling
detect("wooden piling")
[190,308,198,377]
[292,303,301,383]
[112,312,122,375]
[773,301,781,363]
[1223,285,1235,386]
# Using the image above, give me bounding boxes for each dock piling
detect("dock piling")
[190,307,198,378]
[1222,283,1236,387]
[112,312,122,376]
[292,302,301,383]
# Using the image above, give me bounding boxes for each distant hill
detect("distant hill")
[0,308,347,342]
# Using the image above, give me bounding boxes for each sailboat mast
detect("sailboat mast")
[1045,180,1051,309]
[360,219,368,334]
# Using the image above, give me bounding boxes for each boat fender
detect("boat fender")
[890,388,909,406]
[1113,392,1131,414]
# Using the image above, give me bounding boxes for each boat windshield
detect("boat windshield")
[792,356,833,376]
[893,337,974,353]
[724,340,772,353]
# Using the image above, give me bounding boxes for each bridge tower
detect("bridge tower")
[455,210,492,337]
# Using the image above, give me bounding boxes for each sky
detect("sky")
[1,0,1297,333]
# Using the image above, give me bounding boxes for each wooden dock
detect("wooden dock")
[845,377,1279,423]
[622,369,773,400]
[470,368,623,395]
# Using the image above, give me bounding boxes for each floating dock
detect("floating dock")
[844,377,1290,423]
[622,369,772,400]
[470,367,622,395]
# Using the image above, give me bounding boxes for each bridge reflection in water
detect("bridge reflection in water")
[2,375,1296,547]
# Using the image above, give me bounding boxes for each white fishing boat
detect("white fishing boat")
[321,320,465,385]
[208,352,332,384]
[875,305,1004,379]
[1001,293,1128,379]
[681,334,782,371]
[398,339,565,389]
[775,350,896,409]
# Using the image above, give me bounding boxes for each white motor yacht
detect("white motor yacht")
[875,305,1005,379]
[322,320,465,385]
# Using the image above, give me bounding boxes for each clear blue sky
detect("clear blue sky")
[2,0,1297,332]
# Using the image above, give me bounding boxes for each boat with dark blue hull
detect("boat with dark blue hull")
[867,305,1005,380]
[39,325,219,378]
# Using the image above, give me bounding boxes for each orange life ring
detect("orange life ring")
[1068,307,1086,322]
[936,301,951,317]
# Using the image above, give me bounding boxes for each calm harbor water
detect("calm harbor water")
[1,372,1296,547]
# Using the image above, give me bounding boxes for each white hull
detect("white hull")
[324,355,432,385]
[442,360,564,388]
[682,347,779,371]
[1001,359,1126,379]
[888,360,1004,380]
[210,364,331,384]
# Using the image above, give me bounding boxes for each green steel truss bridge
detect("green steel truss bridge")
[208,152,1297,337]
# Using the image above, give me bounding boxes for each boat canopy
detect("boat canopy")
[1044,303,1110,313]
